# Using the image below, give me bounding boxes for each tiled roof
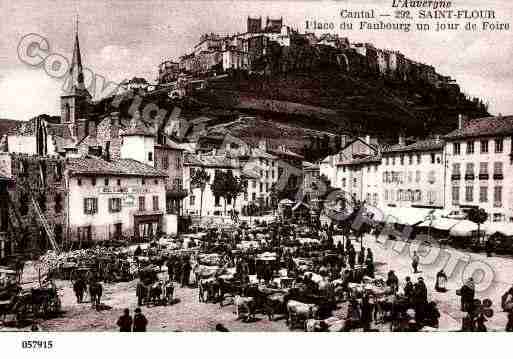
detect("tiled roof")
[241,168,260,179]
[66,156,167,177]
[339,155,382,166]
[252,147,277,160]
[444,115,513,139]
[269,147,304,159]
[155,142,184,151]
[183,153,238,168]
[382,139,444,154]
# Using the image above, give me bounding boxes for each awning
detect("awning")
[449,220,481,237]
[485,222,513,237]
[418,217,461,231]
[382,207,440,226]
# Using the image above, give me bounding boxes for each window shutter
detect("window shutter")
[84,199,87,214]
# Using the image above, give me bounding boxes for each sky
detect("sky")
[0,0,512,121]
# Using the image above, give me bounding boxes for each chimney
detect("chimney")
[398,134,405,146]
[110,112,120,139]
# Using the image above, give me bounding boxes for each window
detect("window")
[466,141,474,154]
[415,170,420,183]
[465,186,473,202]
[392,157,396,165]
[495,138,503,153]
[252,193,256,201]
[452,187,460,204]
[342,178,346,187]
[84,198,98,215]
[244,191,248,201]
[163,156,169,169]
[153,196,159,211]
[408,155,412,165]
[92,177,96,186]
[148,152,153,161]
[117,179,121,186]
[480,140,488,153]
[54,194,63,213]
[400,155,404,165]
[252,180,256,188]
[142,178,146,185]
[428,170,436,184]
[494,186,502,207]
[417,154,421,164]
[430,153,435,164]
[260,170,263,177]
[215,196,221,207]
[259,182,263,192]
[465,163,474,178]
[271,170,275,179]
[428,191,436,204]
[453,143,460,155]
[408,171,412,183]
[265,183,269,192]
[154,179,158,185]
[385,157,389,165]
[384,190,389,201]
[265,170,269,179]
[493,213,504,222]
[109,198,122,213]
[138,196,146,211]
[104,178,109,186]
[190,195,195,206]
[77,178,82,186]
[479,162,488,175]
[353,178,357,188]
[479,187,488,203]
[452,163,461,175]
[494,162,503,175]
[175,156,181,169]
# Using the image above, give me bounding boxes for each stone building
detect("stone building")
[444,115,513,222]
[0,153,66,255]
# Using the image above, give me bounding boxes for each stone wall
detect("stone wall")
[7,154,67,254]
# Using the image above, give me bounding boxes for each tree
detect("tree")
[468,207,488,244]
[190,168,210,220]
[229,176,248,213]
[211,170,230,216]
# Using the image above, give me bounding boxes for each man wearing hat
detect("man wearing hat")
[414,277,428,324]
[133,307,148,332]
[117,308,133,332]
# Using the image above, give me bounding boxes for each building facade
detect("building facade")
[444,115,513,222]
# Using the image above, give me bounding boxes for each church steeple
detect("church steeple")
[61,17,91,125]
[67,16,90,97]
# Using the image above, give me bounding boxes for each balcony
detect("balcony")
[493,173,504,180]
[464,174,475,180]
[165,185,188,198]
[451,174,461,181]
[478,173,489,180]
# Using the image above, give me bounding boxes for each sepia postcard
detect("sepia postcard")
[1,1,513,351]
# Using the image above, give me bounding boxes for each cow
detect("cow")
[265,292,289,321]
[233,295,256,322]
[286,300,319,329]
[88,281,103,310]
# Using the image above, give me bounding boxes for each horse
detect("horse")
[149,282,163,305]
[88,281,103,309]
